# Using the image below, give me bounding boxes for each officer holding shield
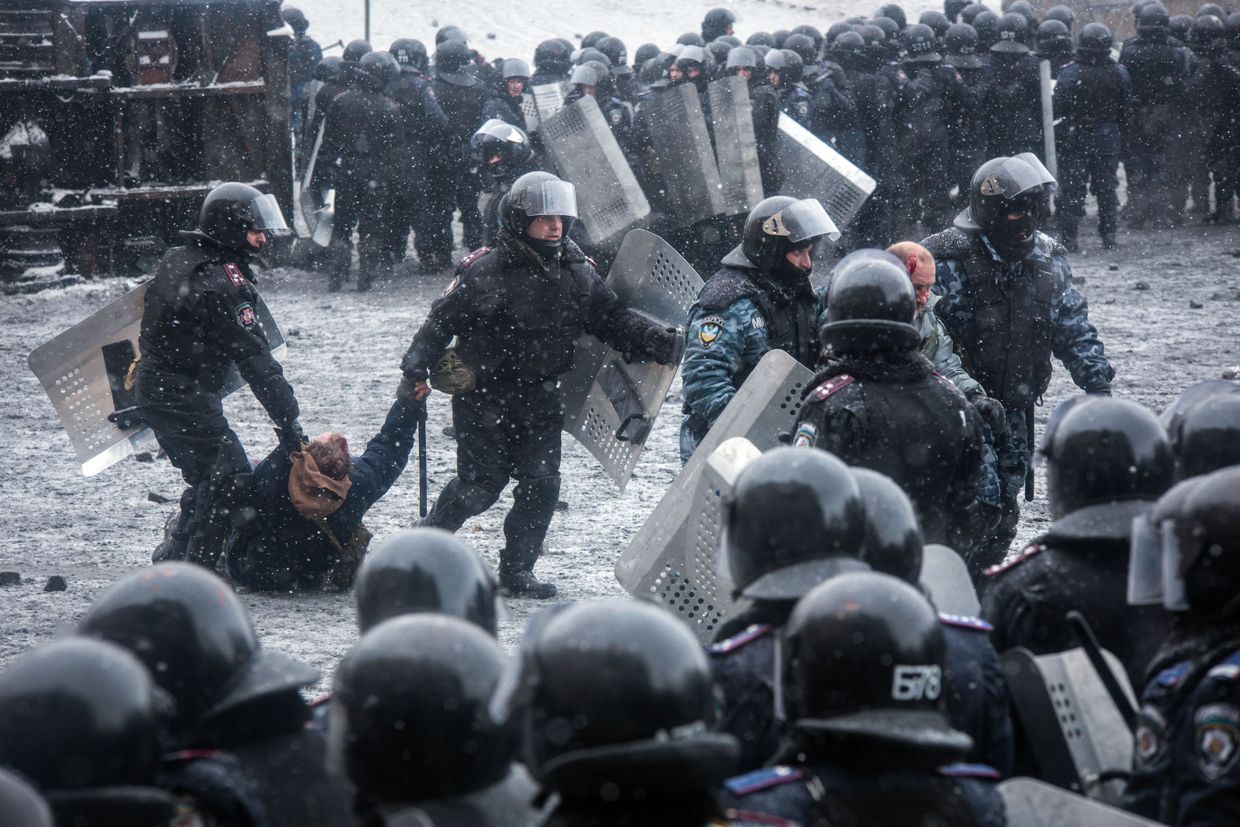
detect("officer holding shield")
[399,172,678,598]
[136,183,303,569]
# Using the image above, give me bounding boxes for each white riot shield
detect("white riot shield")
[775,113,876,229]
[540,96,650,245]
[999,778,1163,827]
[299,119,334,247]
[559,229,700,490]
[530,82,566,121]
[707,77,764,215]
[646,83,727,227]
[519,92,541,132]
[27,282,286,476]
[615,350,815,643]
[1002,647,1137,805]
[919,543,981,617]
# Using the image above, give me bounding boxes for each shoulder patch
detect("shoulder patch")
[792,421,817,448]
[1155,661,1193,688]
[939,613,994,633]
[1196,703,1240,780]
[458,246,492,269]
[1207,649,1240,682]
[698,314,726,348]
[235,302,257,329]
[939,763,1001,780]
[807,374,855,402]
[724,766,805,797]
[984,543,1044,578]
[709,624,773,655]
[223,262,248,288]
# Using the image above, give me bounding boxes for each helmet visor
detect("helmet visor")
[1012,152,1058,191]
[1127,514,1165,606]
[762,198,841,244]
[250,193,292,236]
[521,179,579,219]
[1162,520,1192,612]
[472,118,527,146]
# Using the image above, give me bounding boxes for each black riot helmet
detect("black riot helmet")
[1160,380,1240,436]
[501,57,531,82]
[1136,2,1171,37]
[581,30,609,49]
[747,31,776,46]
[0,638,164,792]
[535,38,572,75]
[576,46,612,67]
[707,39,733,72]
[77,562,319,728]
[596,35,628,68]
[723,447,869,601]
[765,48,806,86]
[354,528,500,635]
[945,23,983,68]
[871,15,901,44]
[1076,22,1114,57]
[1169,14,1195,42]
[494,600,738,801]
[958,154,1056,258]
[359,50,400,89]
[792,24,825,48]
[1191,14,1226,54]
[1228,13,1240,48]
[726,45,759,72]
[389,38,428,73]
[1007,0,1037,23]
[703,7,739,41]
[831,31,870,67]
[1199,3,1226,18]
[820,249,920,355]
[783,572,973,761]
[945,0,970,22]
[332,615,509,803]
[853,467,924,585]
[0,768,52,827]
[902,23,943,61]
[634,42,661,66]
[876,3,909,29]
[1045,4,1077,29]
[973,10,1001,49]
[678,31,707,47]
[281,6,309,34]
[992,12,1032,52]
[342,38,372,62]
[313,55,344,82]
[1040,398,1175,520]
[435,39,476,85]
[499,171,578,240]
[920,10,952,41]
[961,3,988,25]
[193,181,290,252]
[783,33,819,64]
[435,25,468,45]
[1171,395,1240,480]
[826,22,856,44]
[719,34,743,47]
[726,196,840,273]
[1038,19,1074,59]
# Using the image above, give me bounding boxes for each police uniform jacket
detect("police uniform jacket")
[137,238,299,431]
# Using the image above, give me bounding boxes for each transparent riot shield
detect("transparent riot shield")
[707,76,764,215]
[28,282,285,476]
[559,229,700,489]
[539,96,651,245]
[645,83,727,227]
[775,113,876,229]
[1002,647,1138,806]
[999,778,1163,827]
[299,118,334,247]
[615,350,815,644]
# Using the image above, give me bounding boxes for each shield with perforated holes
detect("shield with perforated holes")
[28,281,285,476]
[540,95,650,244]
[775,112,876,229]
[615,349,815,644]
[646,82,727,227]
[1002,647,1137,806]
[707,77,764,215]
[559,229,699,489]
[999,778,1162,827]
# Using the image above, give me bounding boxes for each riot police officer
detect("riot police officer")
[1054,23,1132,251]
[482,57,533,131]
[679,197,839,462]
[470,119,537,245]
[1123,466,1240,825]
[136,182,301,568]
[282,7,322,154]
[77,562,354,825]
[983,13,1043,158]
[922,154,1115,570]
[430,39,490,259]
[982,397,1176,689]
[331,615,536,826]
[1167,391,1240,480]
[493,600,745,826]
[723,572,1002,826]
[400,172,679,598]
[796,250,985,553]
[353,527,501,635]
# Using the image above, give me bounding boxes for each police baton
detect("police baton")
[1024,403,1036,502]
[418,410,428,518]
[1067,610,1137,733]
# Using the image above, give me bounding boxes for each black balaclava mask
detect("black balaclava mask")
[988,192,1040,259]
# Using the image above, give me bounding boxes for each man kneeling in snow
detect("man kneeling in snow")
[225,395,423,590]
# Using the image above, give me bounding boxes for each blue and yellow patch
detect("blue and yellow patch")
[698,315,725,347]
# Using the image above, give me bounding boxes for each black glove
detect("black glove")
[969,392,1008,432]
[276,422,307,456]
[642,326,680,365]
[1086,384,1112,396]
[397,373,431,414]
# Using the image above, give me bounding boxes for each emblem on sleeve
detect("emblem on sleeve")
[698,315,725,348]
[1196,703,1240,780]
[235,302,257,329]
[792,422,817,448]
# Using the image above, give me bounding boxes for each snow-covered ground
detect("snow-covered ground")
[2,0,1238,695]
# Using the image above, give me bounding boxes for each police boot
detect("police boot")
[152,497,194,563]
[420,478,503,532]
[498,568,557,599]
[1098,214,1118,250]
[1057,217,1080,254]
